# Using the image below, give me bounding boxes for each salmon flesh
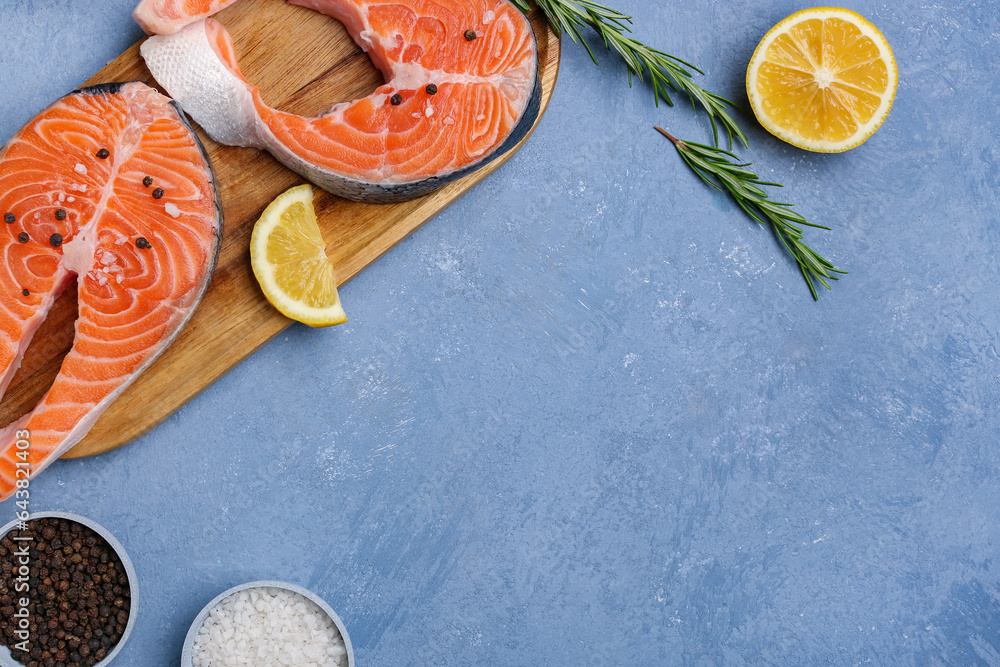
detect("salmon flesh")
[0,82,222,501]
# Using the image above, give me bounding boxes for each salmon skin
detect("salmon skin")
[0,82,222,501]
[139,0,542,203]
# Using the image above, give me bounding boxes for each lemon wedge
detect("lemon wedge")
[250,184,347,327]
[746,7,898,153]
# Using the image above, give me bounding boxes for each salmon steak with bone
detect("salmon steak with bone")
[0,82,221,501]
[137,0,542,203]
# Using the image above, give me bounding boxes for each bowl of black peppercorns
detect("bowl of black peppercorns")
[0,511,137,667]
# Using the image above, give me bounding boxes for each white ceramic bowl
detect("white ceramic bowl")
[180,580,354,667]
[0,510,138,667]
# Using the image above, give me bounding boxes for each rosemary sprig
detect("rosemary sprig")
[656,128,845,299]
[513,0,746,148]
[515,0,844,298]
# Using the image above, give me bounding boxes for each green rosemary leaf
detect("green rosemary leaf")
[656,127,845,299]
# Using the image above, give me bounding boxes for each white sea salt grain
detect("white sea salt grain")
[191,587,348,667]
[74,163,87,175]
[165,202,181,218]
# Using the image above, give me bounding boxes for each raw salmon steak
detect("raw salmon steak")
[139,0,541,202]
[134,0,241,35]
[0,82,221,501]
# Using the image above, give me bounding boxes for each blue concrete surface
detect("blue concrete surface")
[2,1,999,664]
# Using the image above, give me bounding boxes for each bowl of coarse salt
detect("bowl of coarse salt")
[180,580,353,667]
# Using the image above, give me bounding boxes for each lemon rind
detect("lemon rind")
[746,7,899,153]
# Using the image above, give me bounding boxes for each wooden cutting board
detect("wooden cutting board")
[0,0,560,458]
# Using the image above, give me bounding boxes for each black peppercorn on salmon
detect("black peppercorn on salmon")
[136,0,541,203]
[0,82,221,500]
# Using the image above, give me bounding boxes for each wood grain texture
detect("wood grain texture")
[0,0,559,458]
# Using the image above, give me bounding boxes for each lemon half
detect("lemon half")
[250,184,347,327]
[746,7,898,152]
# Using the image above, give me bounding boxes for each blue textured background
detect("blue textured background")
[2,1,999,664]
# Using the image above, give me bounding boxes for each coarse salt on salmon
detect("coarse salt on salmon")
[139,0,541,202]
[0,82,221,501]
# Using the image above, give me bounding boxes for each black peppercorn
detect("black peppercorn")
[55,209,66,221]
[142,176,153,188]
[4,213,14,224]
[49,234,63,248]
[96,148,110,160]
[464,29,477,41]
[22,289,29,297]
[390,93,403,106]
[18,232,28,243]
[426,83,438,95]
[135,237,151,250]
[152,188,164,199]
